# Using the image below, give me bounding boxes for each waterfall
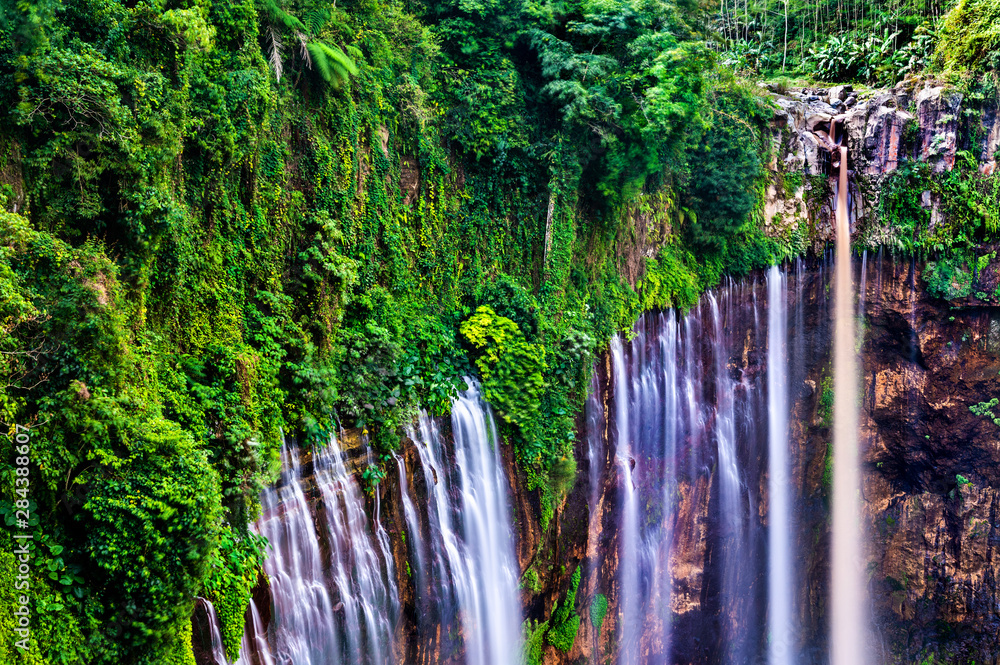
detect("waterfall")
[608,271,834,663]
[313,439,398,664]
[236,598,274,665]
[767,266,794,665]
[238,270,852,665]
[659,313,679,660]
[197,597,230,665]
[403,381,521,664]
[392,450,426,630]
[831,145,866,665]
[611,335,641,665]
[610,315,685,665]
[709,290,753,665]
[586,372,604,517]
[256,435,398,665]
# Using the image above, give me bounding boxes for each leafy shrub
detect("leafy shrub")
[520,568,542,593]
[522,618,549,665]
[82,417,222,661]
[547,566,582,652]
[590,592,608,634]
[460,306,546,431]
[810,28,902,83]
[682,87,767,258]
[925,257,973,300]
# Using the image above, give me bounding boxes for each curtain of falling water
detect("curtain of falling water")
[659,313,678,664]
[831,146,865,665]
[197,597,230,665]
[255,435,398,665]
[607,272,823,663]
[611,335,642,665]
[402,381,521,665]
[767,267,794,665]
[610,314,685,665]
[709,287,754,665]
[236,598,274,665]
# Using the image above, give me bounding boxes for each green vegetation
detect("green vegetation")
[521,617,549,665]
[715,0,1000,83]
[714,0,949,82]
[970,398,1000,426]
[872,153,1000,255]
[520,567,542,594]
[589,591,608,639]
[546,566,582,652]
[818,375,834,427]
[0,0,786,660]
[203,529,266,660]
[933,0,1000,73]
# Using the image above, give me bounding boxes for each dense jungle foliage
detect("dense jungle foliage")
[0,0,796,661]
[4,0,1000,660]
[715,0,1000,83]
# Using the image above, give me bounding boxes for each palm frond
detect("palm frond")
[297,31,312,69]
[267,24,284,81]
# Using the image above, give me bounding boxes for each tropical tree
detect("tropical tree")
[258,0,359,86]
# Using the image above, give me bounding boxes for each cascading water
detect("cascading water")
[611,335,642,665]
[233,268,854,665]
[400,382,521,665]
[604,265,831,664]
[831,143,866,665]
[255,435,398,665]
[236,598,273,665]
[196,597,230,665]
[709,288,754,665]
[767,266,794,665]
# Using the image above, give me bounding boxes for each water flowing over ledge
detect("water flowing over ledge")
[602,265,823,664]
[224,381,521,665]
[195,257,1000,665]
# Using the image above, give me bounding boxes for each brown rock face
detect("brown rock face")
[764,81,997,253]
[859,259,1000,662]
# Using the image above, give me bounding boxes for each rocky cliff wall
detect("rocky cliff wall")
[206,80,1000,665]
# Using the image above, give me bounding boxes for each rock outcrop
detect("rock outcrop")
[763,80,996,253]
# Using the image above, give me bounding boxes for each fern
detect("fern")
[307,41,358,86]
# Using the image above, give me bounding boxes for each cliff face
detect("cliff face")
[861,258,1000,662]
[215,82,1000,665]
[499,259,1000,665]
[374,265,999,665]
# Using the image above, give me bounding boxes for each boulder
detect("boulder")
[805,112,833,133]
[828,84,854,103]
